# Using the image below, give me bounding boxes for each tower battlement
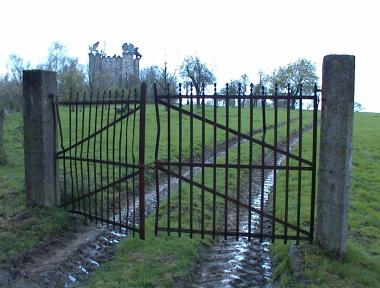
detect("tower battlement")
[88,42,141,91]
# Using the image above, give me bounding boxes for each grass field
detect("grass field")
[1,105,378,287]
[272,112,380,287]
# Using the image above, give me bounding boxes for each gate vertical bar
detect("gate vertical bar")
[248,84,254,241]
[310,84,318,243]
[236,84,242,241]
[296,85,303,244]
[139,82,147,239]
[189,84,194,238]
[224,83,229,240]
[178,84,183,237]
[167,85,171,236]
[284,84,291,244]
[201,83,206,239]
[272,84,278,243]
[154,84,160,236]
[212,84,217,239]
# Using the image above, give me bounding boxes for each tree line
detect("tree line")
[0,40,321,163]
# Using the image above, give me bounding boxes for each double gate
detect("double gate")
[55,82,318,243]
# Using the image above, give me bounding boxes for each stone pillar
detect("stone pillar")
[315,55,355,258]
[23,70,59,207]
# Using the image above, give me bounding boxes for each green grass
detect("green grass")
[271,112,380,287]
[0,113,71,263]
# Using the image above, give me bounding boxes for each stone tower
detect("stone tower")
[88,42,142,91]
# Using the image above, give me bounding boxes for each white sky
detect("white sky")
[0,0,379,112]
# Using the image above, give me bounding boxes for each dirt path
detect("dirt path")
[188,136,299,288]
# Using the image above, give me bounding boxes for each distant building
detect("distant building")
[88,42,142,91]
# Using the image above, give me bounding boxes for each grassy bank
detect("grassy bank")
[271,112,380,287]
[0,113,71,264]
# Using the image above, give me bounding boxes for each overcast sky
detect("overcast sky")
[1,0,379,112]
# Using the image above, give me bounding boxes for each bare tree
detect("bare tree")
[140,63,177,102]
[264,58,318,109]
[179,55,216,107]
[42,41,87,98]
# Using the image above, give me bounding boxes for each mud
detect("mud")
[188,136,300,288]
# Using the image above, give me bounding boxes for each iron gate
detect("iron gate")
[54,84,146,239]
[54,81,318,243]
[153,83,318,243]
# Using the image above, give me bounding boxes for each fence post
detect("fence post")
[315,55,355,258]
[23,70,59,207]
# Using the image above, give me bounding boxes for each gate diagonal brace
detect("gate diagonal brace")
[60,170,139,208]
[157,165,310,237]
[158,100,313,167]
[56,105,140,156]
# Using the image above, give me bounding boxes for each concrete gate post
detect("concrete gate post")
[23,70,59,207]
[315,55,355,258]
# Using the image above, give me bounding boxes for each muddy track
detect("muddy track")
[188,136,300,288]
[187,124,314,288]
[2,117,301,288]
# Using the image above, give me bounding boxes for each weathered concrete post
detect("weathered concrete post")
[23,70,59,207]
[315,55,355,258]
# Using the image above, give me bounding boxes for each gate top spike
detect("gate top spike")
[314,83,318,95]
[287,83,291,95]
[179,83,182,96]
[201,83,205,95]
[226,83,229,95]
[299,83,303,96]
[214,83,217,95]
[238,83,242,95]
[275,83,278,95]
[261,85,265,96]
[250,83,253,95]
[190,82,193,96]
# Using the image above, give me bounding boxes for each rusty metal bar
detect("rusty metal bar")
[248,84,254,242]
[178,84,183,237]
[224,84,229,240]
[189,84,194,238]
[272,84,278,243]
[284,85,291,243]
[236,84,242,241]
[154,84,160,236]
[296,85,303,244]
[93,92,99,224]
[139,83,147,240]
[260,86,266,242]
[310,84,319,243]
[201,84,206,239]
[212,84,217,239]
[167,84,171,236]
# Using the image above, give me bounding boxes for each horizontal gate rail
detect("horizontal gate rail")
[56,155,140,169]
[57,99,141,106]
[156,161,313,171]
